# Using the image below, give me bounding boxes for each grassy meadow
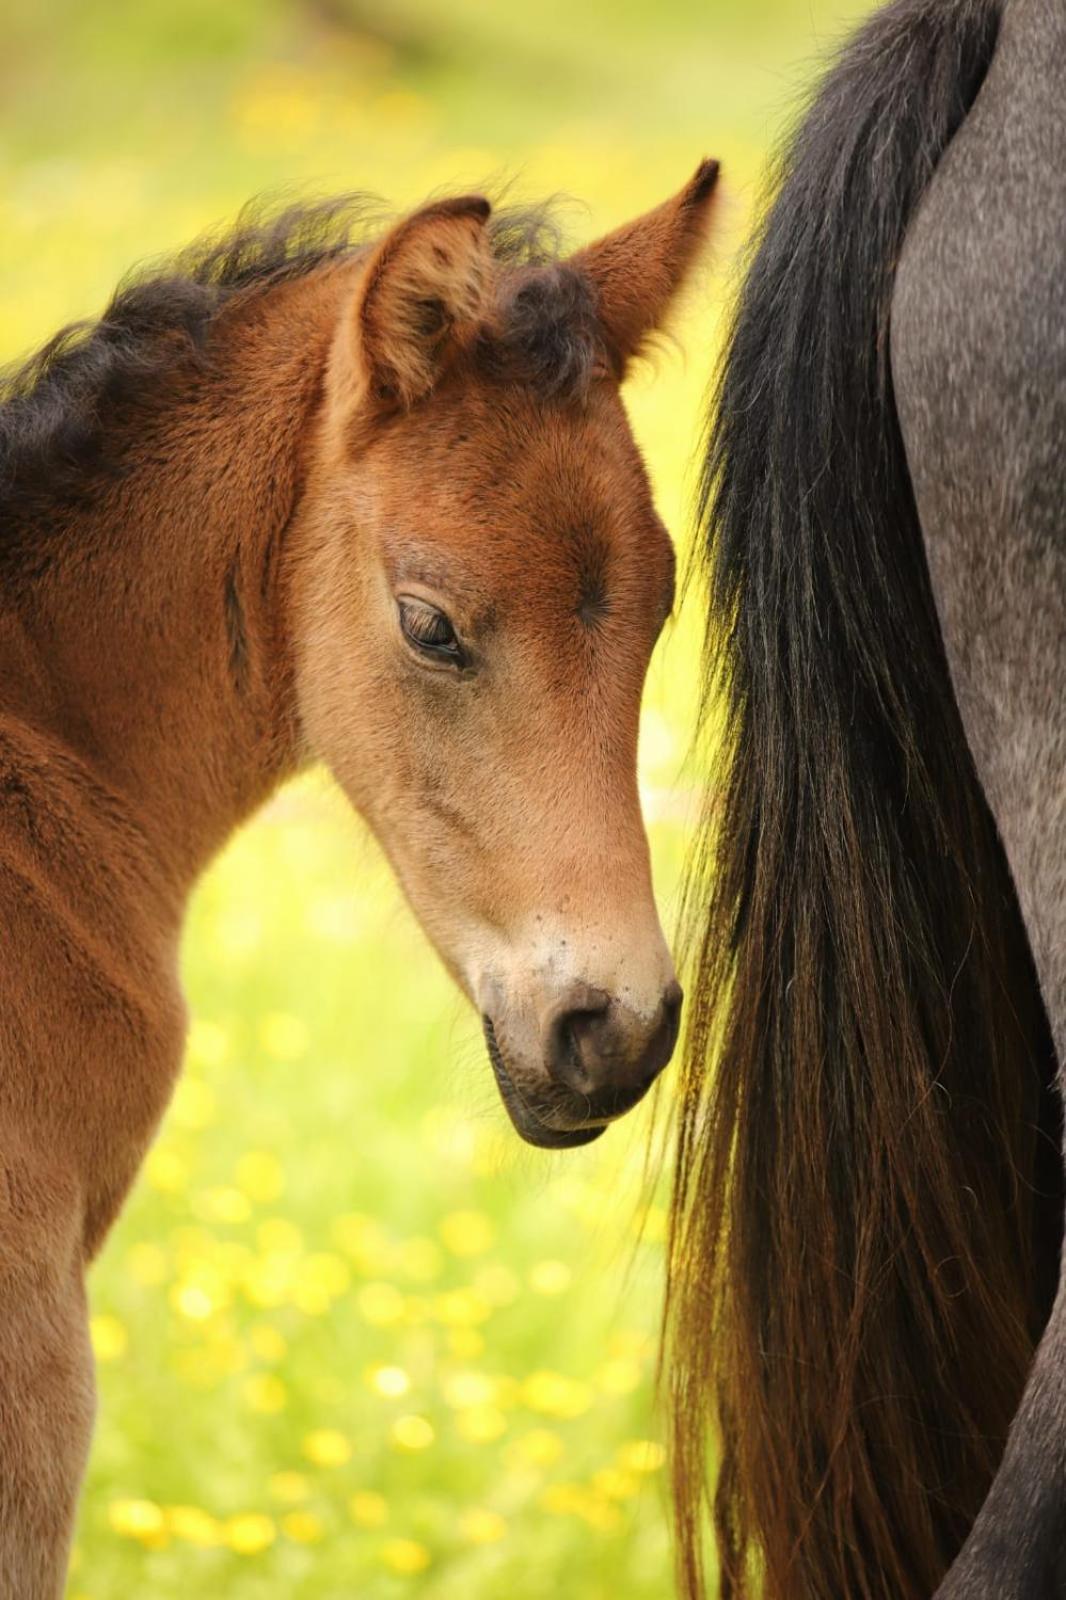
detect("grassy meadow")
[0,2,872,1596]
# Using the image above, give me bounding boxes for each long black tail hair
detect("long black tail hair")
[664,1,1062,1595]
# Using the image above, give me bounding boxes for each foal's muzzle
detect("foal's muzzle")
[482,980,682,1149]
[484,1015,606,1148]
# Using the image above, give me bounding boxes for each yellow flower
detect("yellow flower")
[400,1295,430,1327]
[505,1428,565,1469]
[303,1429,352,1468]
[146,1148,188,1194]
[195,1186,251,1224]
[608,1329,655,1361]
[616,1439,666,1474]
[592,1467,641,1501]
[441,1370,494,1409]
[281,1511,324,1544]
[380,1537,431,1575]
[528,1259,572,1296]
[166,1506,222,1546]
[89,1314,127,1362]
[580,1498,623,1533]
[331,1212,378,1256]
[108,1499,167,1546]
[292,1252,350,1316]
[366,1364,411,1399]
[169,1282,218,1321]
[349,1491,388,1527]
[268,1472,310,1503]
[474,1263,521,1306]
[448,1328,485,1360]
[170,1224,213,1260]
[204,1332,246,1377]
[455,1405,507,1445]
[398,1236,443,1281]
[186,1018,229,1068]
[539,1482,621,1530]
[358,1282,405,1326]
[126,1242,167,1285]
[539,1483,586,1517]
[439,1210,494,1256]
[236,1150,285,1203]
[596,1358,642,1396]
[390,1414,435,1451]
[243,1373,287,1414]
[172,1077,216,1130]
[249,1324,287,1362]
[259,1012,308,1061]
[241,1258,290,1310]
[432,1289,491,1328]
[225,1513,276,1554]
[170,1256,233,1319]
[458,1507,507,1545]
[257,1217,303,1254]
[521,1370,593,1419]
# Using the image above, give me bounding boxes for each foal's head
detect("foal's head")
[291,166,717,1146]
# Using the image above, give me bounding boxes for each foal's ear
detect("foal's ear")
[572,160,719,371]
[345,195,492,410]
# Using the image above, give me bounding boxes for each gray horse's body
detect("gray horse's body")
[895,0,1066,1589]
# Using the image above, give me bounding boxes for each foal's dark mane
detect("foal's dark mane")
[0,197,372,517]
[0,192,600,531]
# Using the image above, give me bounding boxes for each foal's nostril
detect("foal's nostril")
[547,980,683,1104]
[548,986,612,1096]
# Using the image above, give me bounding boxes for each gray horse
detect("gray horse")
[664,1,1065,1596]
[899,1,1065,1592]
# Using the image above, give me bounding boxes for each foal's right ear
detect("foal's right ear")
[340,196,492,413]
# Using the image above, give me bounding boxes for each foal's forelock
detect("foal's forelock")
[0,194,608,548]
[0,158,720,556]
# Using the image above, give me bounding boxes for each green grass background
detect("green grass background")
[0,3,872,1595]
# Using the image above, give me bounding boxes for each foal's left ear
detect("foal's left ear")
[572,159,719,371]
[343,195,493,412]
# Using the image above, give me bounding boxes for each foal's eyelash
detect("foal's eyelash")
[397,596,464,665]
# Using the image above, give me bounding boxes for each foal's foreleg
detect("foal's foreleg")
[0,1162,95,1600]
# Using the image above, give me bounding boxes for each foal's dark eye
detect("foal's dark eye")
[397,596,463,665]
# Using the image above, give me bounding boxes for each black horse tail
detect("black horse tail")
[664,1,1062,1596]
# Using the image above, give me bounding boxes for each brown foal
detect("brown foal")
[0,164,717,1595]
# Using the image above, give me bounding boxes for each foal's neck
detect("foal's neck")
[1,266,348,895]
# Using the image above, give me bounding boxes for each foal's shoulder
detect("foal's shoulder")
[0,714,129,867]
[0,714,174,983]
[0,714,186,1252]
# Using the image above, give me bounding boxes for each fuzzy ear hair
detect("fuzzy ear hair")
[571,160,719,372]
[349,195,492,409]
